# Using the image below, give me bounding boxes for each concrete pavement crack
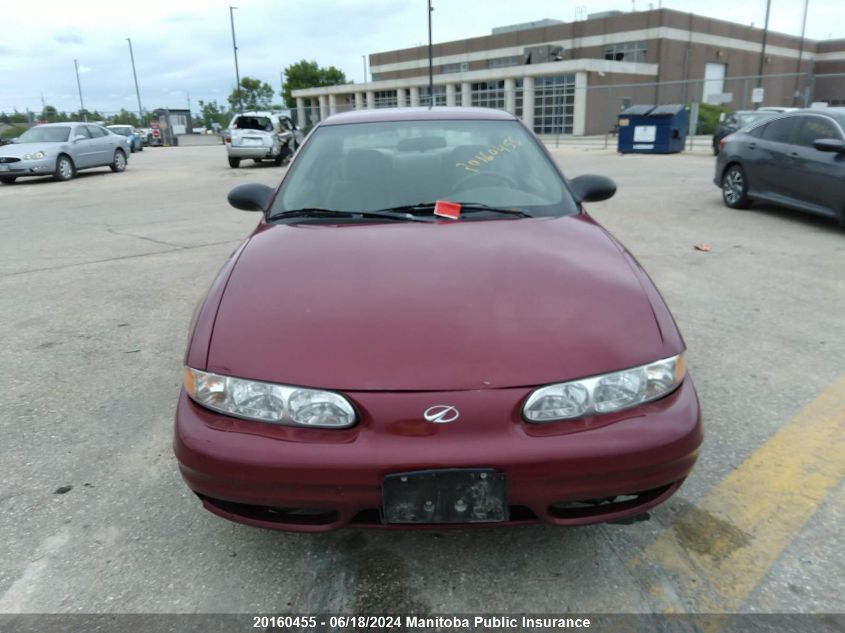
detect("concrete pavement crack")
[0,240,241,279]
[105,227,184,248]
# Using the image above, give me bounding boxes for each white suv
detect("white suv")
[224,111,304,168]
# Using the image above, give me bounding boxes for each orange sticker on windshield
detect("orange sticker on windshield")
[434,200,461,219]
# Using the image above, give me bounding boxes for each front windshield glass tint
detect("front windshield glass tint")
[17,126,71,143]
[274,119,576,216]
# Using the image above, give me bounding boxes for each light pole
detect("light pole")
[793,0,809,106]
[362,55,367,83]
[755,0,772,108]
[126,38,144,124]
[74,59,87,121]
[427,0,434,105]
[229,6,242,111]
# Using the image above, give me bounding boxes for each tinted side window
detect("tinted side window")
[795,116,842,147]
[760,117,798,143]
[747,123,767,138]
[87,125,107,138]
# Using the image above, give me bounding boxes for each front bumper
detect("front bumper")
[0,157,54,177]
[174,377,702,532]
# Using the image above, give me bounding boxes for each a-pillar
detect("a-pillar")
[521,76,535,130]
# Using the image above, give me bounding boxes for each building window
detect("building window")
[374,90,397,108]
[370,73,382,82]
[471,81,505,109]
[534,74,575,135]
[488,55,522,69]
[603,41,647,63]
[442,62,469,74]
[420,85,447,107]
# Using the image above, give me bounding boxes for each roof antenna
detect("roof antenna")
[427,0,434,109]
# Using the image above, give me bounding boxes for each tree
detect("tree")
[282,60,349,108]
[110,109,140,126]
[227,77,275,111]
[197,99,230,128]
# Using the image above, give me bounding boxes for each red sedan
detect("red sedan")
[174,107,702,531]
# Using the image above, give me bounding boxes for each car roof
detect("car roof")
[320,107,518,126]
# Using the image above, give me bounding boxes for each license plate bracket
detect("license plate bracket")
[382,468,507,524]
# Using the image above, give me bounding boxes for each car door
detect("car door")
[746,116,800,201]
[86,125,113,165]
[69,125,96,168]
[787,114,845,217]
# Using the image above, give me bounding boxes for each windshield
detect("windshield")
[108,127,132,136]
[273,119,575,217]
[737,112,776,128]
[16,126,71,143]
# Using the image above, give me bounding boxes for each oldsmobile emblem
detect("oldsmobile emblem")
[423,405,460,424]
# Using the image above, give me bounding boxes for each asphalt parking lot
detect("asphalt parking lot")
[0,142,843,616]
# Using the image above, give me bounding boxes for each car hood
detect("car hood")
[207,215,671,391]
[0,142,64,157]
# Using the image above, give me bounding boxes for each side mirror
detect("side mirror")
[228,183,274,212]
[813,138,845,153]
[569,174,617,204]
[72,135,86,142]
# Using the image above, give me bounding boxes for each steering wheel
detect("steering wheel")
[451,170,519,192]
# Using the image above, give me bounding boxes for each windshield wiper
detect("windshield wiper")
[268,207,435,223]
[375,202,532,219]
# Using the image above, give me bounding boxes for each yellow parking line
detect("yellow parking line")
[629,373,845,613]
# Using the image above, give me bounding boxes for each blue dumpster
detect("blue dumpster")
[617,104,688,154]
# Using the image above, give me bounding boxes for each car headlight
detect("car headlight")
[183,367,357,428]
[23,151,46,160]
[523,354,686,423]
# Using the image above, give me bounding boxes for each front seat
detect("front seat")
[325,149,394,211]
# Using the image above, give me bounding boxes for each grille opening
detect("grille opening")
[199,494,338,526]
[548,485,671,520]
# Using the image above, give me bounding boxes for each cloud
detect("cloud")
[55,32,84,45]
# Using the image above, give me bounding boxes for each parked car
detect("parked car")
[716,108,845,227]
[106,125,143,152]
[224,111,304,168]
[0,122,129,184]
[712,110,779,155]
[174,107,703,532]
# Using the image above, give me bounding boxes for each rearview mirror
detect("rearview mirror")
[813,138,845,153]
[568,174,617,204]
[228,183,275,212]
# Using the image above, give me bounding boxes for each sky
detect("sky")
[1,0,842,115]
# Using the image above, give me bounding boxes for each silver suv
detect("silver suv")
[225,111,304,168]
